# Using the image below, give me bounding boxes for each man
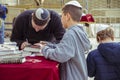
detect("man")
[10,8,65,50]
[40,0,90,80]
[0,4,8,44]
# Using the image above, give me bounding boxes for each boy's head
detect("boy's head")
[96,25,114,43]
[61,0,82,28]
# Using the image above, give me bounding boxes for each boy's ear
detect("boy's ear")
[111,36,114,41]
[97,36,101,43]
[66,13,71,21]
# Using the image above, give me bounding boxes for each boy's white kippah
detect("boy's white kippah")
[65,0,82,8]
[96,24,109,33]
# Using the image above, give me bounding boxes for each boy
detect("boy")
[41,0,90,80]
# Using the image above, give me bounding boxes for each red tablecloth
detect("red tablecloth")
[0,56,59,80]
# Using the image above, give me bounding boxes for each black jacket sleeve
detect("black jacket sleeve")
[10,13,27,49]
[50,10,65,43]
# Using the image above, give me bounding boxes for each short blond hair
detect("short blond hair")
[96,27,114,42]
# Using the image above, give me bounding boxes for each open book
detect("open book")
[23,45,41,53]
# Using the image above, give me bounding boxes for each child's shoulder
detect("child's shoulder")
[88,49,99,57]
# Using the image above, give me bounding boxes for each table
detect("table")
[0,56,59,80]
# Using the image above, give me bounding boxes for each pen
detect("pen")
[26,39,28,43]
[26,39,31,46]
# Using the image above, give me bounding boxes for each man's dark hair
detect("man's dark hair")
[62,5,82,22]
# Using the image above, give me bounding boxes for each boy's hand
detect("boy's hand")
[34,41,47,49]
[40,41,48,45]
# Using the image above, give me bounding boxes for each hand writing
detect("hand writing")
[21,41,31,50]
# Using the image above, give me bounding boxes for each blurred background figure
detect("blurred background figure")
[34,0,45,6]
[0,4,8,44]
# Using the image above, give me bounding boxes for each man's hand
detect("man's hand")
[21,41,31,50]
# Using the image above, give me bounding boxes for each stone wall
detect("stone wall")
[4,0,120,38]
[6,0,120,23]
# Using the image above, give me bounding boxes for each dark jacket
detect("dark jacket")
[87,42,120,80]
[10,9,65,49]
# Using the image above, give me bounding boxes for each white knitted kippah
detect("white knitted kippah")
[65,0,82,8]
[96,24,109,33]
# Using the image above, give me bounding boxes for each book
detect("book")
[0,49,15,54]
[23,45,41,53]
[0,57,26,64]
[1,42,18,50]
[0,44,21,55]
[0,50,21,56]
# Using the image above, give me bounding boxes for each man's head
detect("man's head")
[32,8,50,32]
[0,4,8,20]
[61,0,82,28]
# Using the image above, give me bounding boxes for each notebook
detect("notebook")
[23,45,41,53]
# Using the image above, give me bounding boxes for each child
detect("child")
[41,0,90,80]
[87,25,120,80]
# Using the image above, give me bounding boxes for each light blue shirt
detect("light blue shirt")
[0,19,4,44]
[0,4,7,44]
[42,25,90,80]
